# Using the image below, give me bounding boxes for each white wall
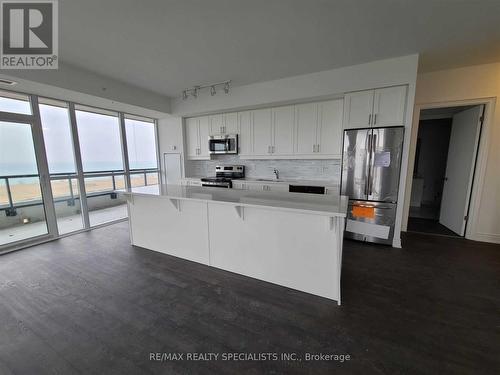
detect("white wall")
[1,63,170,117]
[404,62,500,244]
[171,54,419,116]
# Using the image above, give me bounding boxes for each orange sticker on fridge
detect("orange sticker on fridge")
[352,205,375,219]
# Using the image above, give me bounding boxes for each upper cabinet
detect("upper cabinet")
[272,105,294,155]
[295,99,343,158]
[251,105,295,156]
[185,116,210,160]
[252,108,273,155]
[372,86,407,127]
[343,85,407,129]
[295,102,318,155]
[343,90,374,129]
[317,99,343,157]
[209,113,238,135]
[238,111,253,156]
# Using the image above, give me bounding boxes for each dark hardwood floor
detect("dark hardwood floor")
[407,217,459,237]
[0,222,499,374]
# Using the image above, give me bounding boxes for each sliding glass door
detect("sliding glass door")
[75,106,128,226]
[38,98,85,235]
[0,88,159,252]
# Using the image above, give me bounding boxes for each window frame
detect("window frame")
[0,87,160,253]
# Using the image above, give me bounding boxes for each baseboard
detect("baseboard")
[468,232,500,244]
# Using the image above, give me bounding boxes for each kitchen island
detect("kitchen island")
[120,185,348,304]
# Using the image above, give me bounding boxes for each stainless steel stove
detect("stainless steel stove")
[200,165,244,188]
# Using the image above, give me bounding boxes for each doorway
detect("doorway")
[407,105,484,237]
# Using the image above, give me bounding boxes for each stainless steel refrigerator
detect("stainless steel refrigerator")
[341,127,404,245]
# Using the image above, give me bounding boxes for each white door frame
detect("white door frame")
[402,97,496,241]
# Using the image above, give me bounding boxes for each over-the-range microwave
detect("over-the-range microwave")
[208,134,238,154]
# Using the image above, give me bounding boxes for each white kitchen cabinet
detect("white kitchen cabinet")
[238,111,253,155]
[181,178,202,186]
[272,105,294,155]
[209,114,224,135]
[343,85,407,129]
[317,99,343,157]
[343,90,374,129]
[185,117,201,159]
[372,86,407,127]
[267,183,289,192]
[238,181,289,192]
[295,102,318,155]
[224,112,238,134]
[198,116,210,157]
[231,181,248,190]
[209,112,239,135]
[295,99,343,157]
[185,116,210,160]
[252,108,273,155]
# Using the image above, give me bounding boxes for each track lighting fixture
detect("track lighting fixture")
[181,80,231,100]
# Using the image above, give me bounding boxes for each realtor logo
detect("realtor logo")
[1,0,58,69]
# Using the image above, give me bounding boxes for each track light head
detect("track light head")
[224,82,230,94]
[182,90,188,100]
[210,86,216,96]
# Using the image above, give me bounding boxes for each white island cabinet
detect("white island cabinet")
[121,185,348,304]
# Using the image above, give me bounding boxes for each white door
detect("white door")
[224,112,238,134]
[439,105,483,235]
[295,102,318,155]
[343,90,374,129]
[198,116,210,157]
[252,108,273,155]
[238,111,252,155]
[163,153,182,184]
[317,99,343,156]
[185,117,200,158]
[209,114,224,135]
[272,105,294,155]
[372,86,407,127]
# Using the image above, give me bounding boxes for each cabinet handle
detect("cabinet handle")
[272,146,275,153]
[313,144,315,153]
[317,144,320,153]
[368,114,372,125]
[374,114,377,125]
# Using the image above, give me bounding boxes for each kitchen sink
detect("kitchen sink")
[254,178,281,182]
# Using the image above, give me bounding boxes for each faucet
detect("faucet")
[273,168,279,180]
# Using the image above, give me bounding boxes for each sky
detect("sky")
[0,96,157,177]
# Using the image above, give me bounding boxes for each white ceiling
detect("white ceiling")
[60,0,500,98]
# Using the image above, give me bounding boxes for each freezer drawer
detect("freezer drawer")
[344,201,396,245]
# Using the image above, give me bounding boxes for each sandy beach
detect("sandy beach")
[0,174,158,206]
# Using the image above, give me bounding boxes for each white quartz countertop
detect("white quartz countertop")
[119,185,348,217]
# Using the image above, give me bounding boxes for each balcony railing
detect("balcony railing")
[0,168,159,216]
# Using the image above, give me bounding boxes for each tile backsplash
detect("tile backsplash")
[185,155,341,182]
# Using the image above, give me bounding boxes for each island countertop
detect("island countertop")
[119,184,348,217]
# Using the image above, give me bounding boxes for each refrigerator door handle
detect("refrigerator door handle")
[365,132,372,196]
[369,133,377,196]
